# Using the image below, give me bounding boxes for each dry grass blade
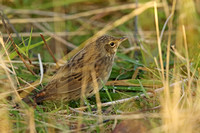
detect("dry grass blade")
[154,2,165,82]
[33,22,76,49]
[40,34,59,67]
[0,35,21,102]
[0,54,12,132]
[91,70,103,125]
[60,108,159,120]
[182,25,191,89]
[25,108,36,133]
[2,3,154,24]
[18,80,40,99]
[106,79,163,88]
[1,31,87,38]
[37,53,44,84]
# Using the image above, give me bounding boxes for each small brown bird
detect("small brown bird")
[23,35,127,104]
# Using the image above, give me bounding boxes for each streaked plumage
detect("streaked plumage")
[23,35,127,104]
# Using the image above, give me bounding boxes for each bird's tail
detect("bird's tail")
[22,89,48,105]
[22,95,36,105]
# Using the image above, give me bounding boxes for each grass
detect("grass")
[0,0,200,132]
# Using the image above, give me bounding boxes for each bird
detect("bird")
[22,35,127,105]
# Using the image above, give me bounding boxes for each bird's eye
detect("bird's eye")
[109,42,115,47]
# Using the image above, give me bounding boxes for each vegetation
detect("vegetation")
[0,0,200,132]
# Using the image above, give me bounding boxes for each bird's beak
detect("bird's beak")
[119,36,127,42]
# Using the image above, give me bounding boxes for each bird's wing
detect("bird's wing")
[35,66,83,100]
[35,56,95,102]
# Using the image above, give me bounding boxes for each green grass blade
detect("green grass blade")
[117,53,143,66]
[26,27,33,56]
[138,79,150,99]
[10,37,51,59]
[21,36,26,48]
[15,44,27,56]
